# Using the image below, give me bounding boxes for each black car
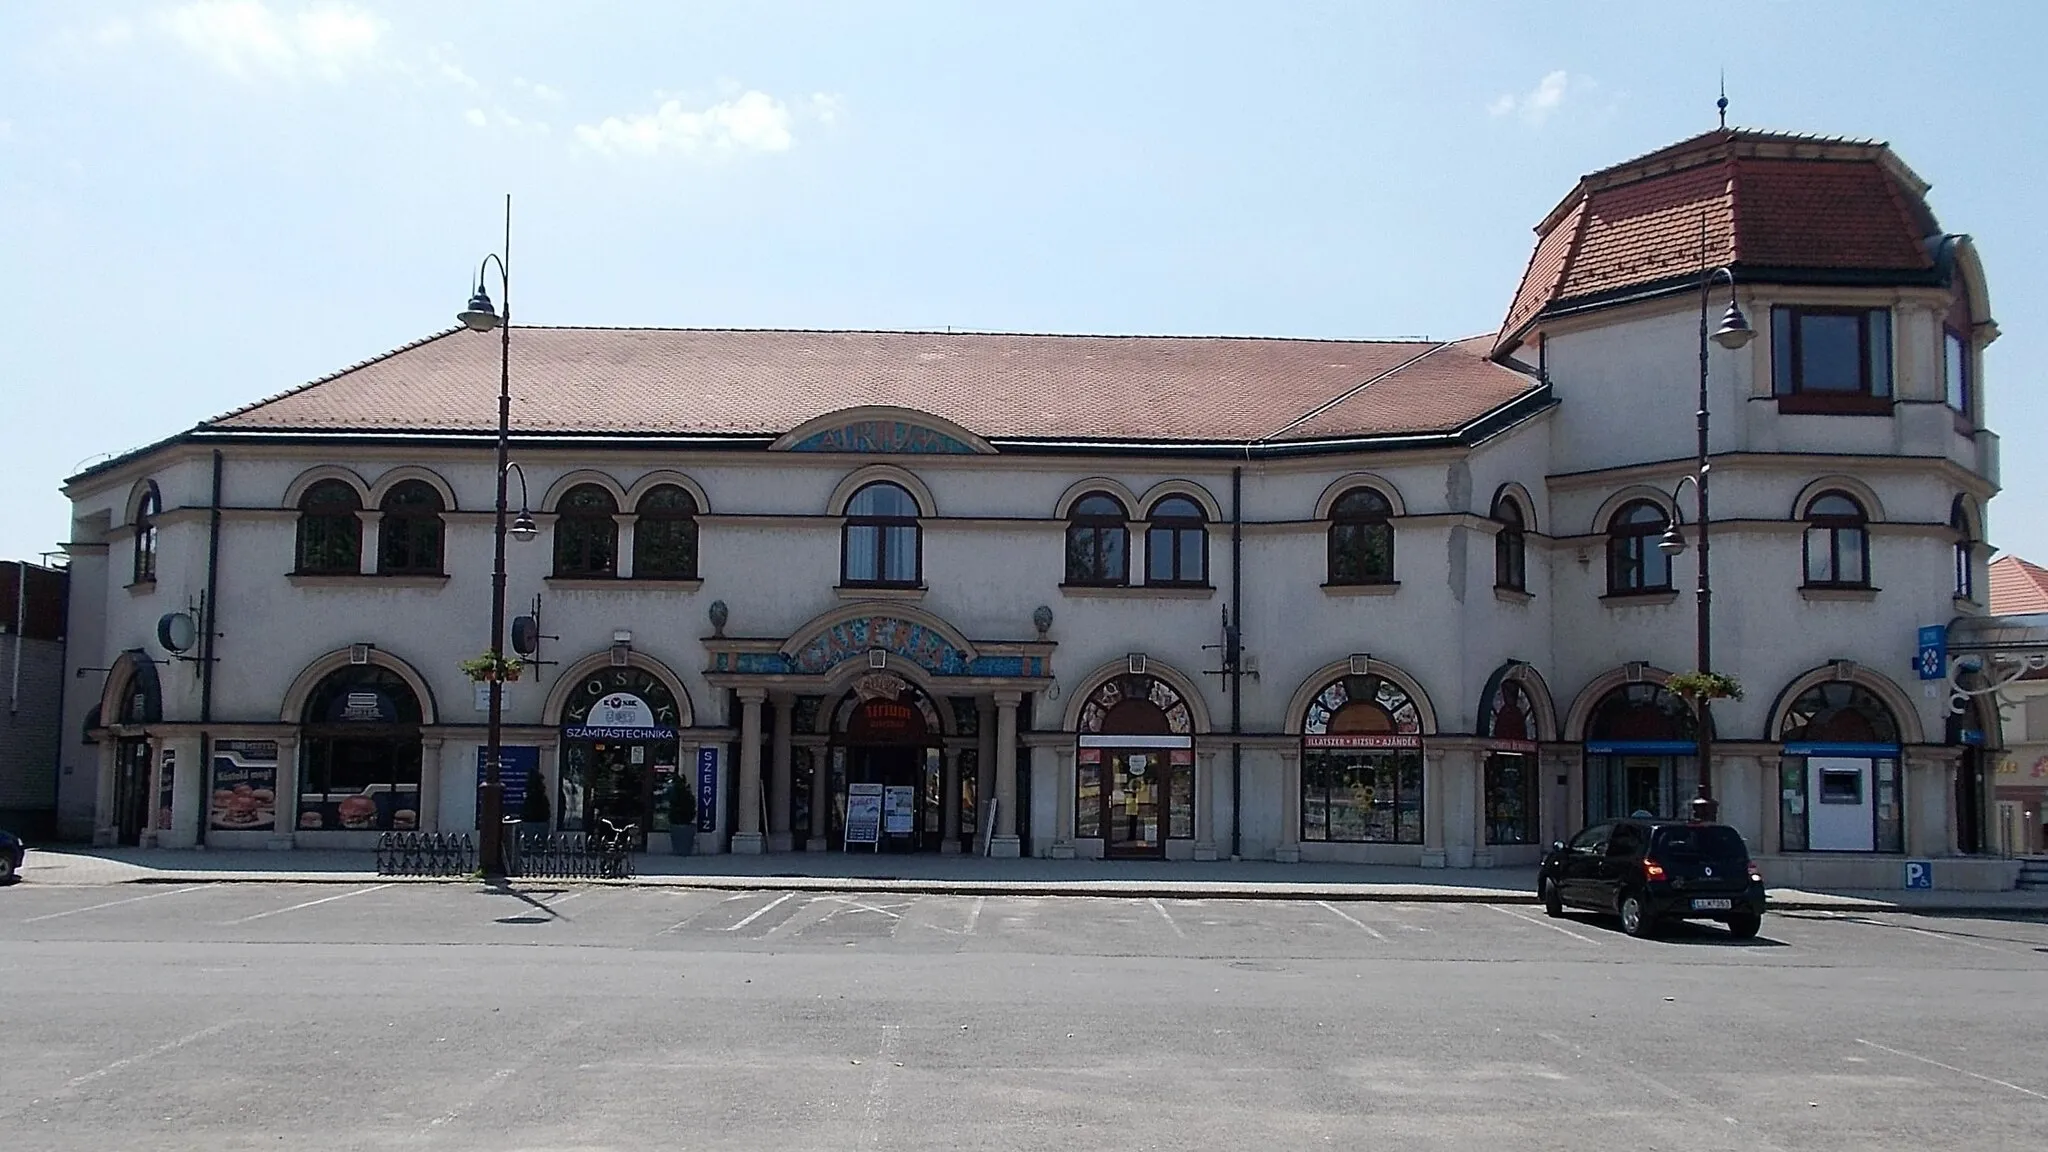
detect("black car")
[0,829,22,884]
[1537,818,1764,938]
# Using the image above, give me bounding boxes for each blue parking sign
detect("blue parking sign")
[1915,625,1947,682]
[1904,860,1932,889]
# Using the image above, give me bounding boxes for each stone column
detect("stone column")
[418,735,444,833]
[1421,744,1449,868]
[269,733,300,849]
[808,745,832,851]
[1051,748,1077,859]
[1194,750,1219,860]
[991,691,1021,857]
[731,689,766,854]
[975,698,996,851]
[1473,749,1495,870]
[1277,750,1301,862]
[93,738,118,846]
[767,693,793,851]
[940,746,962,854]
[612,514,636,579]
[356,511,379,575]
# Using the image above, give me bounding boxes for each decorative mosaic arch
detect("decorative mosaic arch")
[1078,674,1195,736]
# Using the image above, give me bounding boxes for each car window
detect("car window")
[1569,824,1610,853]
[1652,824,1748,863]
[1606,824,1643,857]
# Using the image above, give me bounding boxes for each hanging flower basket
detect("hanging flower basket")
[459,652,524,682]
[1665,670,1743,704]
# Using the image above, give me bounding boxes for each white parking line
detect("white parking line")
[221,884,392,925]
[1856,1038,2048,1100]
[724,892,793,932]
[1487,902,1599,943]
[66,1020,241,1087]
[1147,897,1186,938]
[1315,901,1388,941]
[22,884,207,923]
[963,895,985,936]
[1858,918,2016,954]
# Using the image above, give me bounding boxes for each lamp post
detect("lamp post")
[456,193,535,878]
[1658,250,1756,824]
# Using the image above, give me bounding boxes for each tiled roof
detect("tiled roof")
[204,327,1540,446]
[1991,556,2048,616]
[1495,128,1943,356]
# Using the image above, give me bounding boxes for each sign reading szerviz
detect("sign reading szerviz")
[1303,734,1422,749]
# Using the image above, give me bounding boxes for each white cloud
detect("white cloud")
[158,0,384,82]
[1489,70,1581,125]
[463,107,488,127]
[514,77,564,102]
[575,89,835,158]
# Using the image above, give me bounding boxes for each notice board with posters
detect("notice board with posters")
[845,782,884,849]
[883,785,916,835]
[211,740,280,832]
[477,746,539,820]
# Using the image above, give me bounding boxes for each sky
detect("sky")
[3,0,2045,568]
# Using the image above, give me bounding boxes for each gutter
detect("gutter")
[196,450,223,848]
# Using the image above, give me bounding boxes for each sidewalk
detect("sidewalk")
[12,846,2048,914]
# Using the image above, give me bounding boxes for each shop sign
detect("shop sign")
[883,786,916,834]
[563,725,679,741]
[1483,739,1540,754]
[477,746,539,817]
[331,690,398,723]
[589,693,656,728]
[211,740,279,832]
[1916,625,1947,681]
[1304,734,1421,750]
[845,783,884,846]
[696,747,718,832]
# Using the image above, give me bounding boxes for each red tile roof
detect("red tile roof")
[1991,556,2048,616]
[204,328,1541,446]
[1495,129,1942,356]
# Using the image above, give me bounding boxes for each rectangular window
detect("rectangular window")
[1771,306,1893,413]
[1585,755,1698,823]
[1945,329,1971,415]
[1301,749,1422,844]
[1484,753,1539,845]
[1075,757,1102,839]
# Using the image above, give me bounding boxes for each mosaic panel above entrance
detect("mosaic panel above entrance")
[786,420,978,455]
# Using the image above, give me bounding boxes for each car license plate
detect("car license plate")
[1691,898,1733,911]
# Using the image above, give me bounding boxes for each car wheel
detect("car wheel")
[1726,912,1761,940]
[0,858,15,885]
[1542,877,1564,918]
[1619,892,1656,938]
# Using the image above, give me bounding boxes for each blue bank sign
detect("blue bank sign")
[1915,625,1947,682]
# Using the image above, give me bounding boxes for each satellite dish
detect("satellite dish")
[510,615,539,657]
[157,611,197,654]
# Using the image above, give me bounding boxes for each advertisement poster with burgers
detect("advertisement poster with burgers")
[211,740,280,832]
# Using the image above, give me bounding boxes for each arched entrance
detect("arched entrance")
[104,652,163,846]
[1076,673,1195,859]
[1478,670,1544,846]
[296,665,424,833]
[1778,681,1904,854]
[1299,673,1424,844]
[557,665,684,842]
[1583,683,1698,822]
[826,674,946,852]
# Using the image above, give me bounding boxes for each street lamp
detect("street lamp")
[1655,246,1755,824]
[457,193,533,879]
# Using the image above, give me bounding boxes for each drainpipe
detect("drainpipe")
[196,449,224,848]
[1230,465,1243,859]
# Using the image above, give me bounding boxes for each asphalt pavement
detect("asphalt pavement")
[3,883,2044,1150]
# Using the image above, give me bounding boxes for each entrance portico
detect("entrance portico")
[704,603,1055,857]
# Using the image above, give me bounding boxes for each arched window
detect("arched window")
[557,664,684,836]
[1801,491,1868,588]
[1064,493,1129,587]
[298,664,423,833]
[633,484,699,580]
[1583,682,1697,821]
[132,482,161,584]
[1952,497,1976,601]
[554,484,619,578]
[1076,673,1196,856]
[296,480,363,575]
[842,482,920,586]
[1327,487,1394,586]
[1146,495,1208,586]
[1778,681,1904,854]
[1606,500,1671,595]
[377,480,444,576]
[1492,495,1526,592]
[1300,673,1424,844]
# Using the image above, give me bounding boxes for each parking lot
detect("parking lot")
[3,883,2044,1150]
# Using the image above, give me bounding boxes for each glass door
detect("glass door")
[1105,750,1163,858]
[115,738,151,846]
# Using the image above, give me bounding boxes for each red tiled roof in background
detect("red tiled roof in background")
[205,328,1541,445]
[1494,128,1942,356]
[1990,556,2048,616]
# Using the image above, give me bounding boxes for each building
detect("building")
[56,126,2017,888]
[1,560,69,838]
[1986,556,2048,855]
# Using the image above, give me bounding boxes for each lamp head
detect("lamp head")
[1711,299,1755,350]
[509,510,538,542]
[1658,523,1688,556]
[458,287,501,332]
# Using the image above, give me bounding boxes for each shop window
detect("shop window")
[553,484,619,578]
[376,480,444,575]
[296,479,363,575]
[132,481,160,584]
[1145,496,1208,586]
[1484,753,1538,845]
[1770,305,1893,414]
[842,481,921,586]
[1327,487,1394,585]
[1952,496,1976,601]
[1075,674,1197,855]
[297,664,422,832]
[1777,681,1904,853]
[1064,492,1129,586]
[1582,682,1697,823]
[633,484,699,580]
[1801,491,1869,588]
[556,664,683,836]
[1605,501,1671,595]
[1492,494,1526,592]
[1300,673,1425,843]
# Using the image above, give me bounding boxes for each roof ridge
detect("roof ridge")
[1255,341,1452,443]
[480,324,1446,345]
[200,327,465,427]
